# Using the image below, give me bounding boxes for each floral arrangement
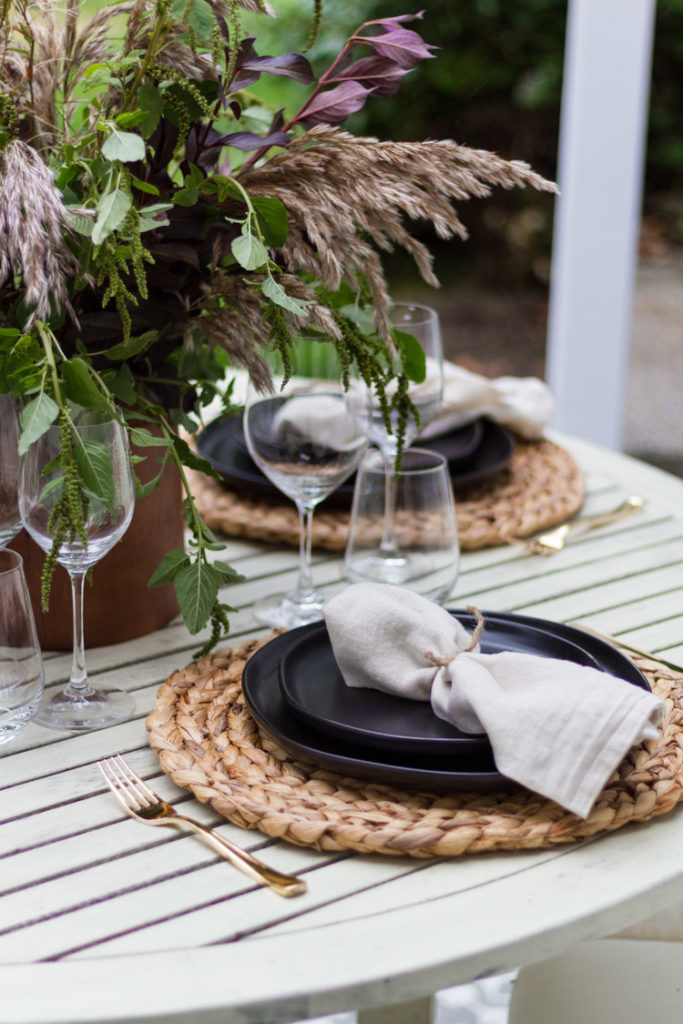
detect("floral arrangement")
[0,0,554,653]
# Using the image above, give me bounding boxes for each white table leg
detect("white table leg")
[357,995,434,1024]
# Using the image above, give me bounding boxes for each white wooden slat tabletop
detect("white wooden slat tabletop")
[2,433,683,1024]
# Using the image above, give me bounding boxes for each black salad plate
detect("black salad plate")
[278,618,601,756]
[240,611,651,792]
[196,415,513,509]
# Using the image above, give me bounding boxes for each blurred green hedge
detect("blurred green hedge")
[248,0,683,285]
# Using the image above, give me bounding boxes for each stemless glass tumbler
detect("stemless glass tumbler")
[345,448,460,603]
[0,548,44,746]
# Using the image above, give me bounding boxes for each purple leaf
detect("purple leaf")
[330,55,408,97]
[296,81,373,128]
[229,68,261,91]
[220,130,290,152]
[372,11,426,26]
[368,27,437,69]
[241,52,315,84]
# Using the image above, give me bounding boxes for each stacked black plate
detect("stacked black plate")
[196,414,516,508]
[241,610,651,792]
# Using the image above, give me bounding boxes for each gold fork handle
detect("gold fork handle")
[172,814,307,897]
[561,495,644,538]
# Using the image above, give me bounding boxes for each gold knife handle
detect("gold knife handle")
[565,495,644,538]
[172,814,307,897]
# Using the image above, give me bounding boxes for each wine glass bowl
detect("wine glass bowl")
[353,302,444,457]
[0,547,45,745]
[19,414,135,731]
[244,346,368,628]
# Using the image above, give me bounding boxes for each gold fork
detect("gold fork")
[98,755,307,898]
[508,495,644,556]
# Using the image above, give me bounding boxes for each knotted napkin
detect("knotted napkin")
[324,583,664,817]
[419,362,554,441]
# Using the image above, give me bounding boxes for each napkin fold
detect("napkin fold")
[273,392,362,451]
[324,584,664,817]
[419,362,554,441]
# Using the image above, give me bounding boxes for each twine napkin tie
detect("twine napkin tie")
[324,584,664,817]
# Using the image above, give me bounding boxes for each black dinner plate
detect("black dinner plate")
[241,611,651,792]
[278,618,601,756]
[196,415,512,508]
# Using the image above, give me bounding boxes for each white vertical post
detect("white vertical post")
[546,0,656,449]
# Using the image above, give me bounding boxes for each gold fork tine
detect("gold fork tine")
[98,755,307,898]
[109,753,158,808]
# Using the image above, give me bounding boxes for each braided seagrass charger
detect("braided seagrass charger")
[147,636,683,859]
[188,436,585,552]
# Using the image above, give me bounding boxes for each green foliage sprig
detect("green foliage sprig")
[0,0,554,654]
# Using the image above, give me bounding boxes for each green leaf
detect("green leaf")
[137,83,164,138]
[92,187,131,245]
[261,275,311,317]
[212,560,245,584]
[116,110,148,130]
[101,126,146,163]
[138,202,172,231]
[73,436,116,505]
[231,230,269,271]
[129,426,171,449]
[174,560,219,634]
[62,357,114,413]
[172,0,214,36]
[105,331,157,361]
[19,393,59,455]
[130,175,160,196]
[64,207,94,237]
[104,367,137,405]
[171,434,219,476]
[148,548,190,587]
[135,465,165,498]
[173,185,200,207]
[253,196,288,247]
[394,329,427,383]
[339,302,376,335]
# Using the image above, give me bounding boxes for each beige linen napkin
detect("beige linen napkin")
[324,583,664,817]
[419,361,554,441]
[272,392,362,451]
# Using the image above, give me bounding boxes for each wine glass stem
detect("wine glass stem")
[68,569,90,695]
[380,450,399,556]
[293,501,316,605]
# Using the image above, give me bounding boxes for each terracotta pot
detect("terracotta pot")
[12,431,184,650]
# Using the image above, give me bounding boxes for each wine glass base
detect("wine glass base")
[252,592,327,630]
[346,552,458,603]
[33,686,135,732]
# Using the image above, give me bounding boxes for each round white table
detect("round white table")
[3,435,683,1024]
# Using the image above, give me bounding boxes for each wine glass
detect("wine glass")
[347,302,444,569]
[0,548,45,745]
[0,394,21,546]
[19,414,136,731]
[244,342,368,628]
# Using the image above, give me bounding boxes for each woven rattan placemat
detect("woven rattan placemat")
[188,437,585,552]
[147,636,683,858]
